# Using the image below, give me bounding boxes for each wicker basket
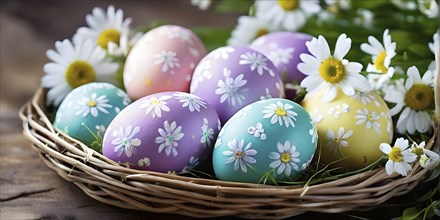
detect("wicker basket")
[19,78,440,219]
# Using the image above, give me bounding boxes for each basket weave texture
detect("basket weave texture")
[19,85,440,219]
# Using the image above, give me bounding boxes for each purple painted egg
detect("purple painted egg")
[250,32,313,100]
[102,91,221,173]
[190,45,284,123]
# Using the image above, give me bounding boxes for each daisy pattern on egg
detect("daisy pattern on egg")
[269,140,300,176]
[215,68,248,107]
[138,95,172,118]
[223,139,257,173]
[75,93,112,117]
[154,51,180,73]
[355,108,381,133]
[112,126,142,158]
[239,52,275,77]
[200,118,214,148]
[262,101,297,127]
[173,92,206,112]
[325,127,353,157]
[155,121,184,157]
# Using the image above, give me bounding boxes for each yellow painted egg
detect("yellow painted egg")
[301,89,393,170]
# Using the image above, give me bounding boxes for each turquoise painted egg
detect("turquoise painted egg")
[54,82,131,152]
[212,98,317,184]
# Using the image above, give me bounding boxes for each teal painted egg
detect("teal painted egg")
[212,98,317,184]
[54,82,131,152]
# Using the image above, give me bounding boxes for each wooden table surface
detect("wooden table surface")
[0,1,431,219]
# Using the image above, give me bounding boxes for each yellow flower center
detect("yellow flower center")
[88,101,97,107]
[367,115,374,121]
[388,146,403,162]
[277,0,299,11]
[275,107,287,116]
[319,57,346,84]
[412,147,424,160]
[374,51,388,74]
[65,61,96,88]
[404,84,433,111]
[98,29,121,49]
[235,151,244,158]
[255,28,269,39]
[152,100,160,106]
[281,152,291,163]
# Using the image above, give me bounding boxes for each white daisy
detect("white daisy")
[211,47,235,60]
[73,5,131,50]
[411,141,440,169]
[41,39,119,106]
[155,121,185,157]
[325,127,353,156]
[268,46,295,66]
[355,108,381,133]
[360,29,396,90]
[351,91,380,106]
[325,0,351,10]
[384,66,434,134]
[255,0,321,31]
[247,122,267,140]
[191,0,212,10]
[418,0,438,18]
[380,138,417,176]
[309,121,318,144]
[353,8,374,28]
[262,101,297,127]
[138,95,172,118]
[154,51,180,73]
[200,118,214,148]
[223,139,257,173]
[269,140,300,176]
[107,32,143,57]
[215,68,248,106]
[173,92,206,112]
[138,157,151,167]
[298,34,371,103]
[112,126,142,157]
[428,32,439,72]
[181,156,200,173]
[75,93,112,117]
[227,16,279,46]
[239,52,275,76]
[310,107,323,124]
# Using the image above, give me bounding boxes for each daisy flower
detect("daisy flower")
[41,39,119,106]
[75,93,112,117]
[355,108,381,133]
[384,66,434,134]
[215,68,248,107]
[107,32,142,57]
[428,32,438,72]
[73,5,131,50]
[223,139,257,173]
[112,126,142,158]
[411,141,440,169]
[138,95,172,118]
[353,8,374,29]
[262,101,297,127]
[380,138,417,176]
[227,16,278,46]
[239,52,275,76]
[255,0,321,31]
[360,29,396,90]
[191,0,212,10]
[269,140,300,176]
[325,127,353,156]
[200,118,214,148]
[173,92,206,112]
[418,0,438,18]
[154,51,180,73]
[155,121,185,157]
[298,34,371,103]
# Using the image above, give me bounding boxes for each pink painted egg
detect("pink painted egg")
[124,25,207,100]
[190,45,285,123]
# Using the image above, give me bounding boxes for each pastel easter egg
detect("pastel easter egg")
[251,32,313,100]
[190,45,285,123]
[302,89,393,170]
[102,92,220,173]
[124,25,207,100]
[54,82,131,152]
[212,98,317,184]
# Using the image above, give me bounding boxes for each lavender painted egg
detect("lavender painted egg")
[251,32,313,100]
[54,82,131,152]
[190,45,284,123]
[102,91,221,173]
[124,25,207,100]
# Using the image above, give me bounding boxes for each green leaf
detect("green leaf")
[402,207,420,220]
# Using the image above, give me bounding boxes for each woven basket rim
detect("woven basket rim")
[19,87,440,219]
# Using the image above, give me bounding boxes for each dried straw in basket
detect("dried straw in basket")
[20,53,440,219]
